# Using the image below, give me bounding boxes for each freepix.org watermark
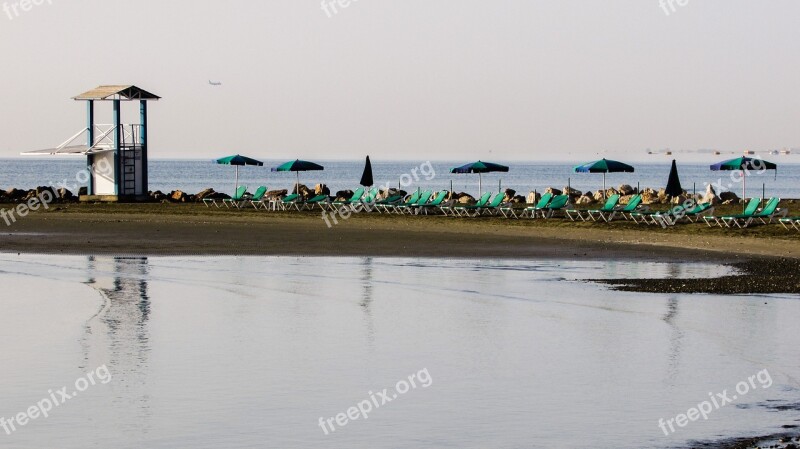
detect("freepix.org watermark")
[318,368,433,435]
[1,365,112,436]
[320,0,358,18]
[659,0,689,16]
[0,159,111,227]
[3,0,53,20]
[658,369,773,436]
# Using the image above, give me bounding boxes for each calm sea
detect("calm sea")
[0,255,798,449]
[1,158,798,199]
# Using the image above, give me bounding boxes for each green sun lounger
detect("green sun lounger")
[642,202,712,227]
[666,202,714,225]
[538,194,570,219]
[293,194,330,211]
[204,185,247,208]
[463,192,506,217]
[566,194,619,222]
[504,193,553,219]
[719,197,785,228]
[277,193,301,210]
[779,216,800,231]
[327,187,366,212]
[703,197,761,227]
[449,192,492,217]
[244,186,268,209]
[352,188,380,212]
[373,194,405,213]
[611,194,645,222]
[415,190,449,215]
[395,190,432,214]
[379,191,420,214]
[221,185,249,208]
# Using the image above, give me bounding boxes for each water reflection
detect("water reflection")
[360,257,375,347]
[662,296,683,383]
[82,256,152,432]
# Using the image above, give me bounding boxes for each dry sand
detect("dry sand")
[0,204,797,260]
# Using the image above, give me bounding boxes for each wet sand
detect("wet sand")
[1,204,800,293]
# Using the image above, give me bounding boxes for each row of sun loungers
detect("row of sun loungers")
[203,186,796,230]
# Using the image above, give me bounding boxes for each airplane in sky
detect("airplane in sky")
[209,80,222,86]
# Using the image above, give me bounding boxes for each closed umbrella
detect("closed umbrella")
[450,161,509,196]
[665,159,683,198]
[574,158,635,199]
[710,156,777,211]
[214,154,264,193]
[271,159,325,193]
[360,156,374,187]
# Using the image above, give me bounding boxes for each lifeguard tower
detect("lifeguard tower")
[25,85,160,201]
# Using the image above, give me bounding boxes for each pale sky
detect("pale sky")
[1,0,798,161]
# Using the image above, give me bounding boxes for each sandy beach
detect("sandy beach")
[1,202,798,258]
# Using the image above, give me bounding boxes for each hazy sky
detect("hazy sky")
[1,0,798,161]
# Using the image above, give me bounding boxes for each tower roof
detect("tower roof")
[73,85,161,101]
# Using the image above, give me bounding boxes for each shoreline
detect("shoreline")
[1,204,800,293]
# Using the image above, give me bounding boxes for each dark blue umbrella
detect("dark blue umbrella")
[360,156,373,187]
[450,161,509,195]
[665,159,683,197]
[574,158,635,198]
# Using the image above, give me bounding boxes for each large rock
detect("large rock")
[195,188,217,200]
[575,195,594,205]
[150,190,168,201]
[457,194,476,204]
[593,191,606,202]
[563,186,582,198]
[719,191,740,203]
[526,191,540,204]
[641,189,659,205]
[545,187,562,196]
[619,194,636,205]
[450,192,474,203]
[57,188,74,201]
[6,188,26,200]
[511,195,526,204]
[266,189,288,199]
[78,186,88,196]
[170,190,188,202]
[379,188,405,200]
[671,194,689,205]
[700,184,720,205]
[657,188,669,204]
[334,190,353,202]
[503,188,517,202]
[292,183,313,199]
[618,184,635,195]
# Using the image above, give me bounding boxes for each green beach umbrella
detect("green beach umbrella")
[574,158,635,199]
[214,154,264,193]
[710,156,777,210]
[271,159,325,192]
[450,161,509,196]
